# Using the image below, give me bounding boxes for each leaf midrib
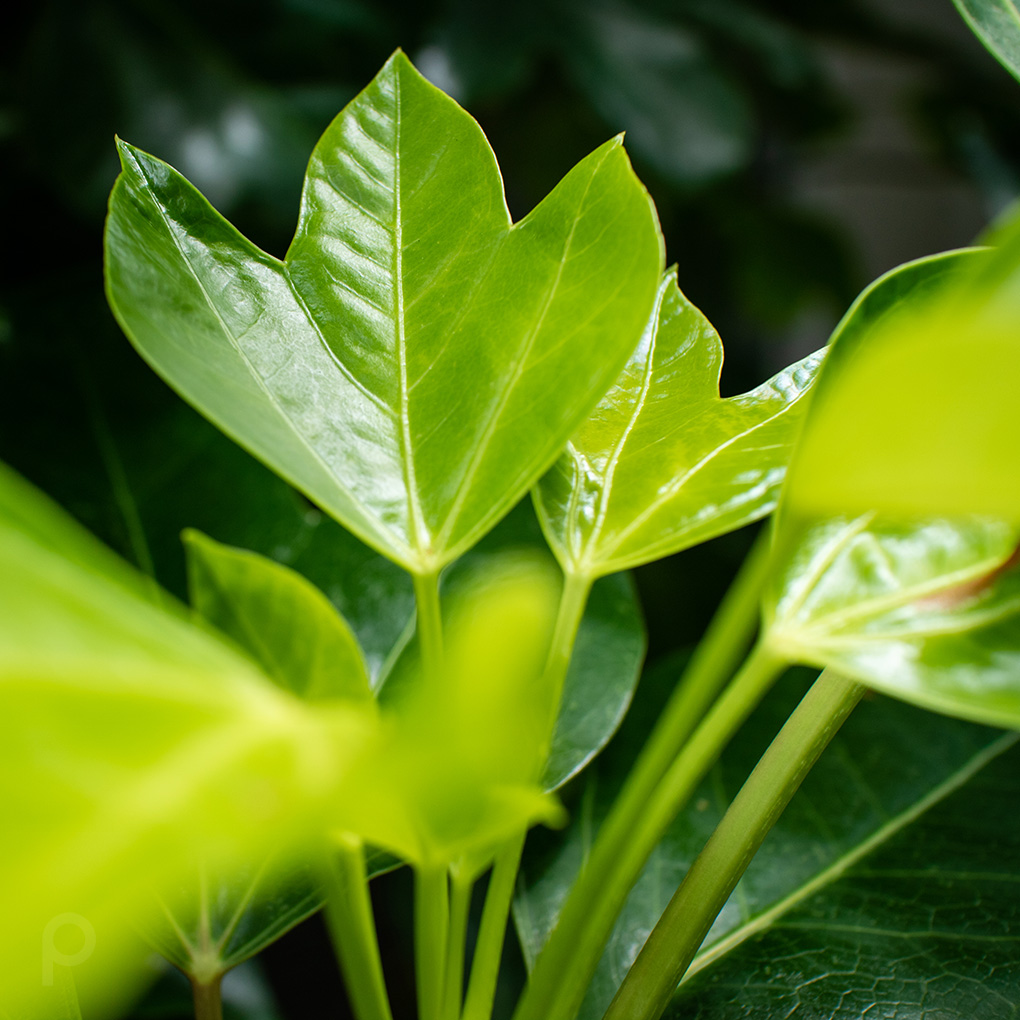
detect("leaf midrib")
[683,730,1019,984]
[124,154,414,566]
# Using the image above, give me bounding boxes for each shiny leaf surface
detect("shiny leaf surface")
[185,530,372,703]
[515,666,1020,1020]
[953,0,1020,83]
[105,51,664,575]
[0,463,373,1014]
[765,515,1020,729]
[535,268,822,577]
[784,239,1020,522]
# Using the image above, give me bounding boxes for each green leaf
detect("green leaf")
[0,462,374,1014]
[379,500,647,791]
[185,530,372,703]
[146,861,323,981]
[764,515,1020,729]
[534,268,823,577]
[953,0,1020,83]
[105,51,664,575]
[341,557,567,871]
[783,240,1020,522]
[514,667,1020,1020]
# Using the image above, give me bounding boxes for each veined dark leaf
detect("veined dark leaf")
[105,51,664,575]
[535,268,822,578]
[0,463,375,1014]
[514,668,1020,1020]
[764,515,1020,729]
[953,0,1020,83]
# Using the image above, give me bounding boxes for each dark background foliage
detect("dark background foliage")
[3,1,1019,1016]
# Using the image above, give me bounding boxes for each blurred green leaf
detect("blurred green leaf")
[783,241,1020,522]
[105,51,664,575]
[953,0,1020,84]
[381,501,647,791]
[342,558,566,871]
[515,666,1020,1020]
[535,268,822,577]
[0,462,375,1014]
[185,531,372,703]
[765,515,1020,728]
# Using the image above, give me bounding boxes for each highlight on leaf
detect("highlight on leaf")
[535,267,823,579]
[105,50,665,577]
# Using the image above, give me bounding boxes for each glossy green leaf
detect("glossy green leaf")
[105,51,664,575]
[953,0,1020,83]
[515,667,1020,1020]
[535,268,823,578]
[0,462,375,1013]
[764,515,1020,729]
[185,530,372,703]
[784,239,1020,522]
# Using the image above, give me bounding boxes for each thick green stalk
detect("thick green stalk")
[190,977,223,1020]
[460,832,527,1020]
[416,865,450,1020]
[443,869,474,1020]
[414,568,445,678]
[458,569,592,1020]
[604,670,865,1020]
[513,642,787,1020]
[323,839,394,1020]
[540,570,594,737]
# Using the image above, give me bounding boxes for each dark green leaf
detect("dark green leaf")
[105,51,664,574]
[185,530,372,702]
[765,515,1020,729]
[953,0,1020,84]
[535,268,822,577]
[515,666,1020,1020]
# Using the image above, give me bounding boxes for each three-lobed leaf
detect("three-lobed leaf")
[105,51,664,576]
[535,268,823,578]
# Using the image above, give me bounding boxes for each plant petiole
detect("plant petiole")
[603,669,865,1020]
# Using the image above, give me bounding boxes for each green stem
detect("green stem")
[416,865,450,1020]
[443,868,473,1020]
[323,838,394,1020]
[461,832,527,1020]
[541,570,594,734]
[604,670,865,1020]
[189,976,223,1020]
[414,568,445,678]
[458,571,591,1020]
[513,642,787,1020]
